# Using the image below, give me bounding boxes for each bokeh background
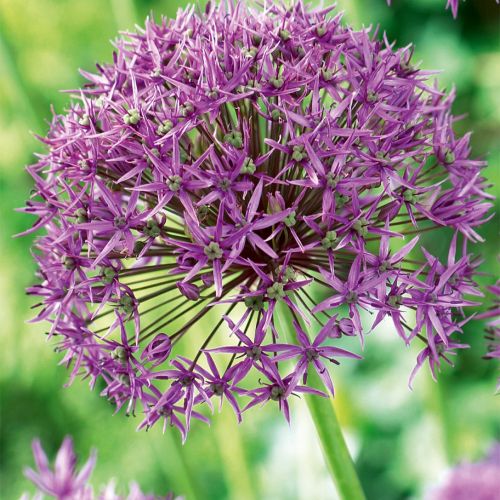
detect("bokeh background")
[0,0,498,498]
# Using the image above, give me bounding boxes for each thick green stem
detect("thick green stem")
[149,426,200,500]
[276,302,366,500]
[304,371,366,500]
[213,405,257,500]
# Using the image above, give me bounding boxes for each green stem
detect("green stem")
[304,371,366,500]
[207,309,257,500]
[149,426,200,500]
[426,373,454,464]
[276,302,366,500]
[213,405,257,500]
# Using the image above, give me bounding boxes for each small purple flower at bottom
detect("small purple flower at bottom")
[426,443,500,499]
[22,436,179,499]
[23,437,95,499]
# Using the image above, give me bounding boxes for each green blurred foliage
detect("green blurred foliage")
[0,0,498,499]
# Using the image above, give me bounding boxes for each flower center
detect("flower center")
[270,385,284,401]
[167,175,182,192]
[267,282,286,300]
[210,382,225,395]
[306,348,319,361]
[321,230,337,250]
[244,295,263,311]
[144,219,161,238]
[223,130,243,149]
[114,216,127,229]
[241,157,256,175]
[123,108,140,125]
[219,178,232,192]
[388,295,404,308]
[246,346,262,361]
[326,172,338,188]
[204,242,223,260]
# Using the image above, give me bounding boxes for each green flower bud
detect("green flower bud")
[326,172,338,187]
[219,178,232,192]
[101,267,116,284]
[279,29,291,41]
[345,291,358,304]
[353,217,369,237]
[267,282,286,300]
[270,77,284,89]
[271,109,283,121]
[252,34,262,45]
[180,102,194,117]
[112,346,128,361]
[321,230,337,249]
[114,216,127,229]
[223,130,243,149]
[206,89,219,99]
[322,68,334,81]
[444,148,455,164]
[144,219,161,238]
[241,157,256,175]
[119,294,134,314]
[335,193,349,208]
[292,145,305,162]
[284,211,297,227]
[75,207,88,223]
[388,295,404,308]
[367,90,378,103]
[244,47,258,58]
[280,266,296,283]
[204,242,223,260]
[62,256,76,270]
[123,108,140,125]
[78,114,90,126]
[244,295,264,311]
[403,190,416,204]
[157,119,173,135]
[270,385,284,401]
[133,240,146,256]
[197,205,209,220]
[167,175,182,192]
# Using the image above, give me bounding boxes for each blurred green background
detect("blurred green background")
[0,0,498,498]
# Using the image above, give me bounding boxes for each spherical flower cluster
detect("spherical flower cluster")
[23,436,177,499]
[426,443,500,500]
[23,1,493,439]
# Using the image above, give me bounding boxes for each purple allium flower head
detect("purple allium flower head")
[22,436,178,500]
[387,0,499,18]
[426,443,500,500]
[23,1,493,439]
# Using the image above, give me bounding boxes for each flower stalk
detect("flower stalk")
[277,302,366,500]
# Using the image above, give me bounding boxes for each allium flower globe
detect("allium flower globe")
[23,1,493,440]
